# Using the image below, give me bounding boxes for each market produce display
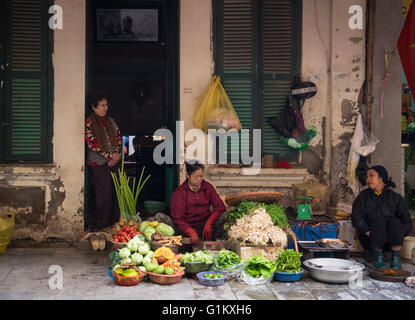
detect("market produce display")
[203,272,225,279]
[225,200,289,230]
[180,250,214,264]
[108,234,184,279]
[213,249,242,269]
[111,218,141,243]
[274,249,303,273]
[244,254,276,278]
[228,208,288,247]
[151,232,182,246]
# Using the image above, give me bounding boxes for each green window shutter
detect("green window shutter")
[2,0,52,162]
[262,0,301,160]
[215,0,255,162]
[214,0,301,162]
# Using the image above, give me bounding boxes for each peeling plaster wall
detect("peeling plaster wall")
[0,0,86,245]
[178,0,367,206]
[302,0,366,206]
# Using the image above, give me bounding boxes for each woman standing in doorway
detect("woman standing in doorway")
[85,90,123,231]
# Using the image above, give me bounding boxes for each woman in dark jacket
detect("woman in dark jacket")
[170,162,227,247]
[352,165,412,269]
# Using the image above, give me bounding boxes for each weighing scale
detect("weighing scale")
[296,195,314,220]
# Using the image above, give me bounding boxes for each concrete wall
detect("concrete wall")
[0,0,86,245]
[370,0,404,195]
[179,0,214,183]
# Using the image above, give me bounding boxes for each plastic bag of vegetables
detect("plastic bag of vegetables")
[212,249,245,281]
[237,254,276,286]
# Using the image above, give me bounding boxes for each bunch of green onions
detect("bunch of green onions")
[111,152,151,222]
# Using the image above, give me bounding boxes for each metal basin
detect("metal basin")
[303,258,365,284]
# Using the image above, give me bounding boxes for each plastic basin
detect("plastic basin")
[197,271,226,287]
[147,271,184,285]
[143,201,167,213]
[273,269,304,282]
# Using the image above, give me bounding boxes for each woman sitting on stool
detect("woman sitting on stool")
[352,166,412,269]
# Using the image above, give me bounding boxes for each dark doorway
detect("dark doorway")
[85,0,178,230]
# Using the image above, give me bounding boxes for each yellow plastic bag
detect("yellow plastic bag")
[0,212,15,254]
[194,75,242,132]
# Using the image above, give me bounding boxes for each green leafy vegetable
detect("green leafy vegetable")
[275,249,303,273]
[180,250,214,264]
[224,201,261,229]
[109,250,120,270]
[214,249,242,269]
[244,254,276,278]
[264,203,290,228]
[225,200,290,229]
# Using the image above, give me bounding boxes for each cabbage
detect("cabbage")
[133,235,146,245]
[138,266,147,273]
[155,223,175,237]
[127,239,140,252]
[145,250,154,259]
[131,252,143,264]
[138,244,150,256]
[139,221,151,233]
[120,258,132,264]
[119,248,131,259]
[143,226,156,242]
[144,262,158,272]
[142,256,152,265]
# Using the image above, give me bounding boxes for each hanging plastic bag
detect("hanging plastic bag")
[280,126,317,151]
[347,113,379,195]
[0,212,15,254]
[194,75,242,132]
[237,270,272,285]
[268,100,296,138]
[212,260,246,281]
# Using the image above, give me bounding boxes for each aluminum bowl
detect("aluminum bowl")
[303,258,365,284]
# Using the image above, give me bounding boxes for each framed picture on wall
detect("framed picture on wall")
[96,8,159,42]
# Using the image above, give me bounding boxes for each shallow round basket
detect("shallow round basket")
[112,271,145,286]
[180,261,213,274]
[225,191,283,207]
[273,269,304,282]
[197,271,226,287]
[151,241,179,254]
[147,271,185,285]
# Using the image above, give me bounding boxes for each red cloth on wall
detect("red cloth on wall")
[398,2,415,95]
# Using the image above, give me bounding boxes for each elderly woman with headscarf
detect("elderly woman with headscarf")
[85,90,123,231]
[352,165,413,269]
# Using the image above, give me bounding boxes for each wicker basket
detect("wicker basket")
[225,191,283,207]
[112,271,145,286]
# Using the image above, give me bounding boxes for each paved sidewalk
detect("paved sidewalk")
[0,248,414,300]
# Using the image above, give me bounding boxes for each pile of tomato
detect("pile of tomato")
[113,225,142,243]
